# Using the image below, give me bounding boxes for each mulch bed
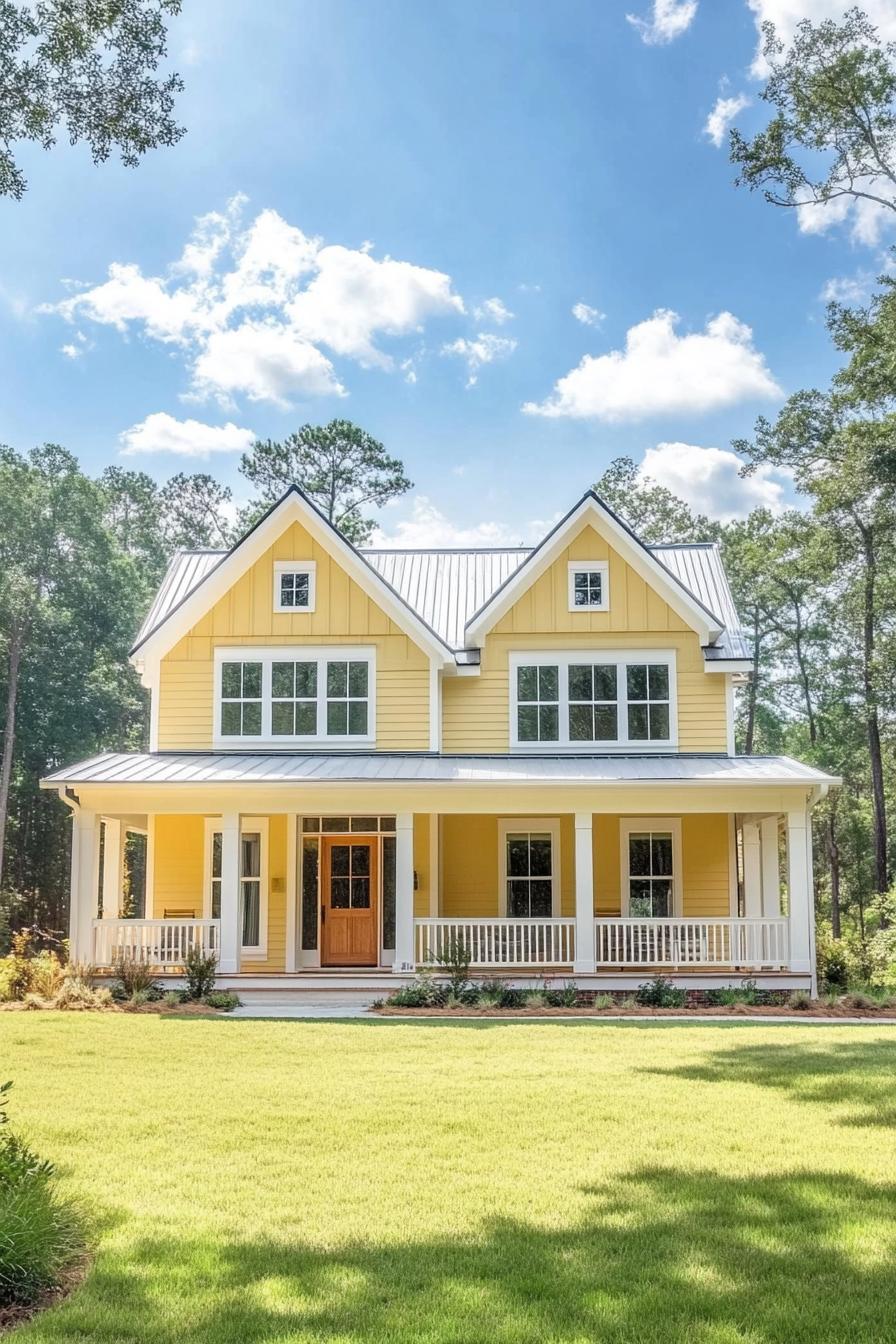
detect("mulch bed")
[375,1003,896,1019]
[0,1255,90,1334]
[0,1000,223,1016]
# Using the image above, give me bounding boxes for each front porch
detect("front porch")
[73,802,814,988]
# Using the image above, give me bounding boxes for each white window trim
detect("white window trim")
[497,818,561,917]
[508,649,678,752]
[273,560,316,613]
[203,816,269,956]
[619,817,682,918]
[568,560,609,612]
[213,645,376,749]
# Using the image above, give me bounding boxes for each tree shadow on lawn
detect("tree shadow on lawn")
[645,1039,896,1129]
[27,1168,896,1344]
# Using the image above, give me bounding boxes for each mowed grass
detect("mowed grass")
[3,1017,896,1344]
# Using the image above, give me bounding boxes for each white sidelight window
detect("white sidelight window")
[214,647,375,747]
[568,561,609,611]
[510,651,676,750]
[619,818,682,917]
[273,561,316,612]
[204,818,268,955]
[498,819,561,917]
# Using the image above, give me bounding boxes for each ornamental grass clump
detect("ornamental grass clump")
[0,1081,83,1309]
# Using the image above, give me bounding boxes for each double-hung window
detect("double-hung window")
[205,818,268,955]
[499,820,560,917]
[620,819,681,918]
[511,652,675,750]
[215,647,375,746]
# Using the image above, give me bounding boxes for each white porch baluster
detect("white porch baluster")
[393,812,415,973]
[573,811,595,973]
[218,813,241,974]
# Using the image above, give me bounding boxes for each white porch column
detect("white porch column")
[742,822,762,918]
[101,819,123,919]
[760,816,781,918]
[393,812,415,973]
[218,813,241,974]
[573,812,596,974]
[69,808,98,963]
[786,807,813,981]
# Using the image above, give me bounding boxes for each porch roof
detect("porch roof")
[42,751,838,789]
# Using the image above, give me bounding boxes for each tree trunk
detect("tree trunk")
[826,810,841,939]
[858,523,888,895]
[0,623,24,890]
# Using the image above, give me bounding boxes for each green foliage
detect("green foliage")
[592,993,615,1010]
[635,976,686,1008]
[0,931,64,1002]
[386,969,447,1008]
[788,990,813,1011]
[182,945,218,1001]
[594,456,719,543]
[817,937,850,990]
[545,982,580,1008]
[239,421,413,544]
[730,8,896,226]
[111,953,159,999]
[431,936,472,1000]
[0,1083,82,1306]
[0,0,185,200]
[203,991,240,1011]
[522,989,548,1009]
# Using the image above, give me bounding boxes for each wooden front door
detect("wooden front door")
[321,836,378,966]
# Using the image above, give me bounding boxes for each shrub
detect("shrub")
[386,970,446,1008]
[704,981,763,1007]
[477,978,506,1008]
[545,982,579,1008]
[111,952,159,999]
[522,989,548,1009]
[203,991,240,1011]
[0,1082,83,1308]
[0,932,64,1003]
[183,944,218,1001]
[592,993,615,1010]
[431,936,472,1000]
[163,991,185,1008]
[839,991,877,1011]
[635,976,686,1008]
[51,977,111,1011]
[818,939,850,990]
[788,989,812,1010]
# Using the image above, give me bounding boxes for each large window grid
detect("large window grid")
[510,652,676,750]
[214,647,375,747]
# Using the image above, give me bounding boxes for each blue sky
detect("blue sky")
[2,0,894,546]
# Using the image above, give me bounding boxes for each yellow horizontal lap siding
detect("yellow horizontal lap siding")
[156,520,431,752]
[443,523,727,753]
[413,816,430,918]
[681,814,731,918]
[441,815,575,919]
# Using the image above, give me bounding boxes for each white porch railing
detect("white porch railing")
[92,918,220,968]
[415,918,576,968]
[594,918,789,969]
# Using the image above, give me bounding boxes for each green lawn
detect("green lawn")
[3,1016,896,1344]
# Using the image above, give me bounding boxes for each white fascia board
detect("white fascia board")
[703,659,753,674]
[464,494,724,648]
[130,490,453,670]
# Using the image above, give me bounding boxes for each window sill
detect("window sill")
[213,737,376,751]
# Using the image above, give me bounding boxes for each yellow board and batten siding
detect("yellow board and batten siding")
[156,520,431,752]
[443,523,727,752]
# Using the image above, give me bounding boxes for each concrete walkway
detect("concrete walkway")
[232,993,377,1018]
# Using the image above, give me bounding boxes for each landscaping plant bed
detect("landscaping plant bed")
[374,1001,896,1019]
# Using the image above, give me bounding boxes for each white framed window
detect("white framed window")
[568,561,609,611]
[619,818,682,918]
[509,651,677,751]
[273,560,316,613]
[498,819,561,917]
[213,647,376,748]
[204,817,269,956]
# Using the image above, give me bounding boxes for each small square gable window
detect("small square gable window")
[568,561,609,611]
[274,561,316,613]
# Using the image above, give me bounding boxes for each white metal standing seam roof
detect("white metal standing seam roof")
[42,751,837,788]
[136,542,751,660]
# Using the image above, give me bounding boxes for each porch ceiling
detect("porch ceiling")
[42,750,838,789]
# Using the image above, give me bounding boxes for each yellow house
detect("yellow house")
[43,487,837,996]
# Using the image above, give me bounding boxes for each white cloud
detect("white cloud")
[192,321,345,406]
[371,495,544,547]
[441,332,517,388]
[704,93,750,148]
[572,301,604,327]
[627,0,698,45]
[640,442,790,520]
[59,330,92,359]
[473,297,514,325]
[747,2,896,77]
[45,195,466,407]
[795,182,896,248]
[821,272,874,305]
[119,412,257,457]
[523,308,780,422]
